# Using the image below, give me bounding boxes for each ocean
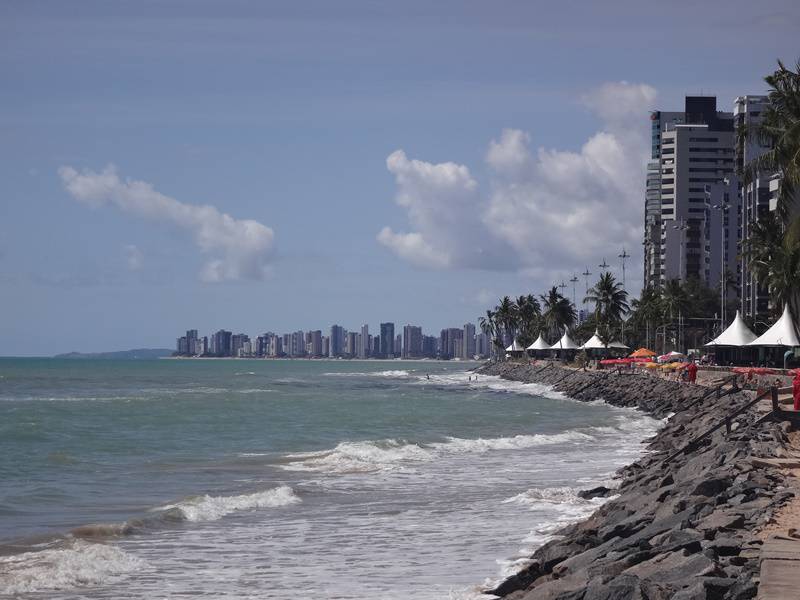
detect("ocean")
[0,358,661,599]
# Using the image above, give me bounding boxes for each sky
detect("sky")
[1,0,799,355]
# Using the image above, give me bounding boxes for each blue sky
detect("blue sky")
[1,0,798,355]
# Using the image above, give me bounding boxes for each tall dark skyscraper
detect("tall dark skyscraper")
[379,322,395,359]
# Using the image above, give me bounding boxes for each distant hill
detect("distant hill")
[54,348,174,360]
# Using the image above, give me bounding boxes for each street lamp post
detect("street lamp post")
[672,220,689,352]
[672,220,689,283]
[711,202,730,331]
[618,248,630,291]
[569,275,579,307]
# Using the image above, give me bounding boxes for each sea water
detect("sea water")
[0,358,660,599]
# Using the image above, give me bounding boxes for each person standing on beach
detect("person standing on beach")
[793,371,800,411]
[686,361,698,384]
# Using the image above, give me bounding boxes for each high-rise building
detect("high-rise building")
[329,324,345,358]
[290,331,306,357]
[322,336,330,357]
[380,322,395,359]
[439,327,463,359]
[735,95,773,322]
[231,333,250,357]
[359,324,369,358]
[462,323,476,359]
[347,331,358,358]
[211,330,232,357]
[643,96,735,290]
[309,330,323,357]
[394,334,402,358]
[475,332,489,358]
[422,335,438,358]
[402,325,423,359]
[372,335,380,357]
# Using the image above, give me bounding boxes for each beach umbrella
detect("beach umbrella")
[657,351,686,363]
[630,348,656,358]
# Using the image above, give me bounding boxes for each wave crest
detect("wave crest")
[281,432,594,474]
[156,485,301,522]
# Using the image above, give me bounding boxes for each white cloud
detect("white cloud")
[59,166,275,282]
[378,82,656,287]
[125,244,144,271]
[377,150,512,270]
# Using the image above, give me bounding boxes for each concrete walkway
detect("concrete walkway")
[758,536,800,599]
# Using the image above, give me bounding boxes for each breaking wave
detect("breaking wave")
[154,485,301,522]
[0,539,144,595]
[324,370,412,378]
[281,432,594,474]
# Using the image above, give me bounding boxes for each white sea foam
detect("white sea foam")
[0,539,144,595]
[503,486,583,506]
[324,369,412,378]
[281,431,595,474]
[235,371,257,376]
[156,485,301,522]
[419,371,569,401]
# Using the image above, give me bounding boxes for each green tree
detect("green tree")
[478,309,502,355]
[515,294,542,347]
[739,59,800,224]
[629,286,663,349]
[584,272,629,324]
[540,286,577,341]
[494,296,519,347]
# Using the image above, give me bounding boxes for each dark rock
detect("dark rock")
[578,486,612,500]
[707,536,741,557]
[691,477,731,497]
[485,560,540,597]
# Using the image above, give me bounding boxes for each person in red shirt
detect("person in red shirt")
[686,361,698,384]
[792,371,800,411]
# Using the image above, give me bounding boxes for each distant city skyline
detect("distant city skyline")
[174,321,491,360]
[1,1,798,355]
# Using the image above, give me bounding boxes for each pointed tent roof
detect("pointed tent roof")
[705,311,758,347]
[580,330,629,350]
[526,334,551,351]
[748,305,800,347]
[505,339,525,352]
[550,329,579,350]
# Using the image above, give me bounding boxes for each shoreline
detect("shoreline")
[476,361,796,599]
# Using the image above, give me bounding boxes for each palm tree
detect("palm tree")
[584,272,629,325]
[661,279,690,319]
[478,310,502,356]
[739,59,800,224]
[661,279,690,351]
[515,294,542,347]
[540,286,576,341]
[494,296,519,347]
[760,239,800,320]
[741,211,800,319]
[629,286,663,349]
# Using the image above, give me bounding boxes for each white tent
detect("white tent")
[550,330,579,351]
[505,339,526,352]
[526,334,551,351]
[705,311,757,347]
[580,330,629,350]
[748,305,800,347]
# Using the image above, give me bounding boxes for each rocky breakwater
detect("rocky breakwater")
[476,361,796,600]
